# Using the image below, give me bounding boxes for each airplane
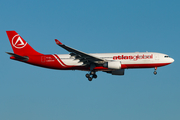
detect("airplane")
[6,31,174,81]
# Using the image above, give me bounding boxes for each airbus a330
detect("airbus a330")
[6,31,174,81]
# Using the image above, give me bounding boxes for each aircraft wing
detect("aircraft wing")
[55,39,105,65]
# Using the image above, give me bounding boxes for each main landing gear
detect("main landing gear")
[153,67,157,75]
[85,71,97,81]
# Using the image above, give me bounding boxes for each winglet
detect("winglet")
[55,39,63,45]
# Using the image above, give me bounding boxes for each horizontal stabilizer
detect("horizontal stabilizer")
[6,52,29,61]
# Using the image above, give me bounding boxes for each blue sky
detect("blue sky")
[0,0,180,120]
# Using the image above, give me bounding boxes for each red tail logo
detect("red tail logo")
[12,34,27,49]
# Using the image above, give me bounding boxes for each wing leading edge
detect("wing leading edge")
[55,39,105,65]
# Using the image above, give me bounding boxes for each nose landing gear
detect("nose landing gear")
[153,67,157,75]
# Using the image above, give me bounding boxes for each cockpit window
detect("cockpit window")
[164,56,170,58]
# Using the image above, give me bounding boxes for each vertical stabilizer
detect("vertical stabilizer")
[6,31,43,56]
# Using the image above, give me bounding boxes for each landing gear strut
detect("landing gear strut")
[153,67,157,75]
[85,71,97,81]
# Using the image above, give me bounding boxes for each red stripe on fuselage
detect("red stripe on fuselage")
[53,54,67,67]
[92,63,171,71]
[124,63,171,69]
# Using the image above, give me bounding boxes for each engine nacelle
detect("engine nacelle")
[103,61,121,69]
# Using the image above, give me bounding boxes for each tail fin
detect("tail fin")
[6,31,43,56]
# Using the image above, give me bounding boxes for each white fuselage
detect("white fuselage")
[57,52,174,67]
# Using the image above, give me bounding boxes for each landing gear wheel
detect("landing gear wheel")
[86,70,97,81]
[154,71,157,75]
[93,74,97,79]
[90,71,95,75]
[86,73,90,78]
[153,67,157,75]
[88,77,93,81]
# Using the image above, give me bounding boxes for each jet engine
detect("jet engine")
[103,61,121,69]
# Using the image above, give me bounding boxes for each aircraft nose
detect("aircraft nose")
[170,58,174,63]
